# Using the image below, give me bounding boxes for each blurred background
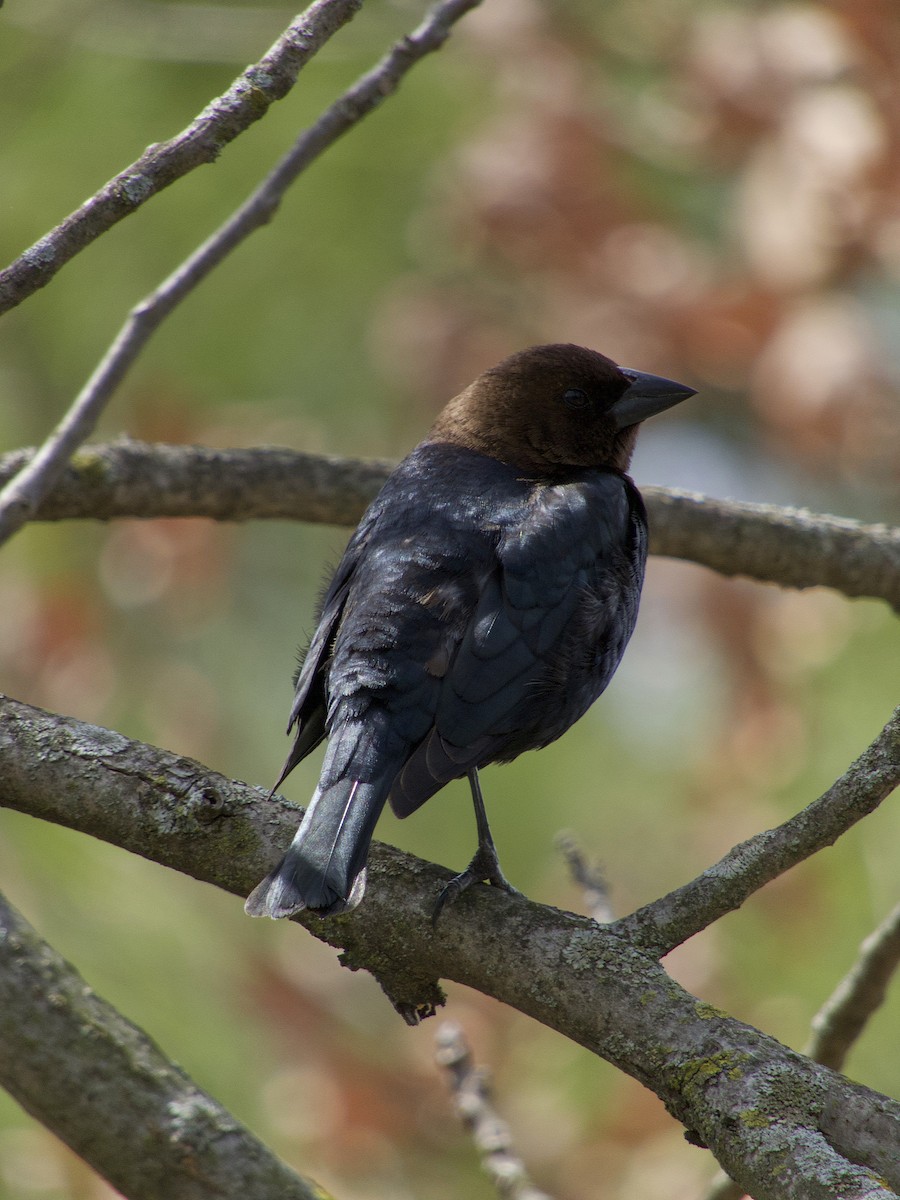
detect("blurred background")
[1,0,899,1196]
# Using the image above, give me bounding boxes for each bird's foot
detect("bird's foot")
[432,843,520,926]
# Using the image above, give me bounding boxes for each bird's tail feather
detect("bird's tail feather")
[245,777,387,919]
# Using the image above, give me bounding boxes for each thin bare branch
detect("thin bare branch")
[2,439,898,609]
[0,318,171,544]
[555,832,613,922]
[2,695,899,1197]
[615,708,900,957]
[0,890,322,1200]
[435,1022,553,1200]
[0,0,483,547]
[0,0,363,317]
[806,902,900,1072]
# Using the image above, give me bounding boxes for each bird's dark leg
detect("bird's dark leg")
[432,769,519,924]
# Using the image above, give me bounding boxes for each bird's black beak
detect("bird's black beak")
[610,369,696,430]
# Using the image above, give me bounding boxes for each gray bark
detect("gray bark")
[1,439,898,608]
[1,696,898,1198]
[0,891,326,1200]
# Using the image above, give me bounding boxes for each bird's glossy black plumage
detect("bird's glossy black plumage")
[246,344,694,919]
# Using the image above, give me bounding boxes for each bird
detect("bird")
[245,343,695,921]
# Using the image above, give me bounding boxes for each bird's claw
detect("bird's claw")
[432,845,520,926]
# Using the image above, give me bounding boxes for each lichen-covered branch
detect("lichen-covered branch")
[0,0,363,318]
[706,903,900,1200]
[616,708,900,957]
[0,0,483,547]
[0,890,325,1200]
[2,439,899,608]
[1,695,898,1198]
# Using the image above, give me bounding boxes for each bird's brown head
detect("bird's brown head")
[428,343,695,477]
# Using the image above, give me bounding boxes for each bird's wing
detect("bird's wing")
[389,473,641,816]
[274,514,378,787]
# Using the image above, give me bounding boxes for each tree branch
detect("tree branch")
[0,0,482,548]
[0,0,364,318]
[0,440,393,528]
[0,889,324,1200]
[806,902,900,1072]
[555,832,614,923]
[435,1022,553,1200]
[1,695,898,1198]
[706,903,900,1200]
[649,489,900,612]
[615,708,900,957]
[2,439,899,608]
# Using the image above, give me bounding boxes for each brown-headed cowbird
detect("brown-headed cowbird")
[246,344,694,921]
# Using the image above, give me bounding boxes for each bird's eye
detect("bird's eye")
[562,388,590,410]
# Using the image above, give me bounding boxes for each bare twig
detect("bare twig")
[806,902,900,1071]
[555,832,613,922]
[0,890,322,1200]
[615,708,900,957]
[0,0,363,317]
[435,1023,553,1200]
[0,0,483,547]
[2,439,899,609]
[0,316,175,544]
